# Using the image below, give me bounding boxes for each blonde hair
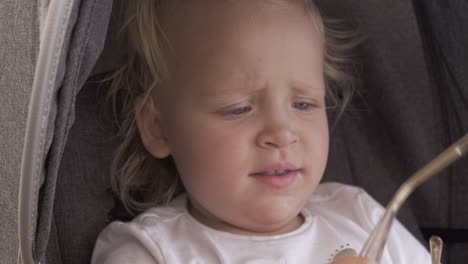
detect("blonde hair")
[108,0,361,214]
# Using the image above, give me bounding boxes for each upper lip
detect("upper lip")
[250,162,300,175]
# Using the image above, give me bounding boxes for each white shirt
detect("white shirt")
[92,182,430,263]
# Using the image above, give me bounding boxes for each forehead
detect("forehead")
[163,0,322,57]
[160,0,325,96]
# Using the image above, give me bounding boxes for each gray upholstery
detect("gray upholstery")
[21,0,113,262]
[0,0,38,263]
[46,79,115,264]
[43,1,120,263]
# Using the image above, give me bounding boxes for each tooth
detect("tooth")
[262,170,289,176]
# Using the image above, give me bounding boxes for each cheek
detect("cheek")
[317,123,329,156]
[174,131,252,207]
[167,119,251,185]
[316,122,329,172]
[302,114,329,169]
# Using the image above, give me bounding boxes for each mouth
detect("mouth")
[249,164,301,189]
[250,169,299,176]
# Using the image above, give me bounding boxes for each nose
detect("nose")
[256,119,298,149]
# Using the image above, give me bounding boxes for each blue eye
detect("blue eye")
[229,106,252,115]
[293,102,311,110]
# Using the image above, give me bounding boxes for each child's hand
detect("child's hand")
[330,256,377,264]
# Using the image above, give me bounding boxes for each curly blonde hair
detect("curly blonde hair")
[108,0,361,214]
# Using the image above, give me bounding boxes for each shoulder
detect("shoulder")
[91,195,189,264]
[91,220,165,264]
[307,182,383,231]
[312,182,368,200]
[310,182,383,217]
[309,182,430,263]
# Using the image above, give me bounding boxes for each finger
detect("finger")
[330,256,376,264]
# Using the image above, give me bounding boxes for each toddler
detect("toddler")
[92,0,431,263]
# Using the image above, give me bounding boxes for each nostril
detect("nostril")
[256,123,298,149]
[265,141,279,148]
[261,135,297,149]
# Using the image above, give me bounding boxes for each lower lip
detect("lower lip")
[251,171,299,189]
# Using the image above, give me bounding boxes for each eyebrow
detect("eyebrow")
[197,75,261,99]
[289,80,325,95]
[198,85,259,104]
[196,78,325,101]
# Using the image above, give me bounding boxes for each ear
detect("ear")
[135,97,171,158]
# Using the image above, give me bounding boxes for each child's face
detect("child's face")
[140,1,328,235]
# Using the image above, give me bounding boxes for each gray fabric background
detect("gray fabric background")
[34,0,113,262]
[0,0,38,263]
[47,78,115,264]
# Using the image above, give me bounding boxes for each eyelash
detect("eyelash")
[226,101,318,116]
[293,102,314,111]
[229,106,252,115]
